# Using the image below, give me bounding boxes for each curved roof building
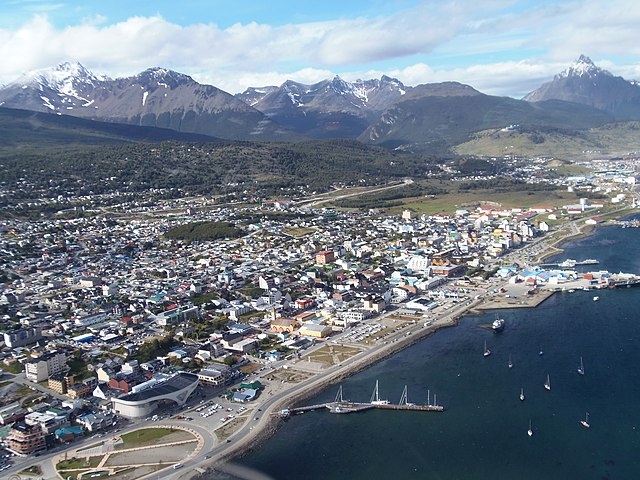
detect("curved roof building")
[111,372,199,418]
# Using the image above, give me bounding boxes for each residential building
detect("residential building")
[0,402,26,425]
[3,327,43,348]
[48,374,74,395]
[197,367,231,386]
[6,421,46,455]
[25,351,67,382]
[316,250,335,265]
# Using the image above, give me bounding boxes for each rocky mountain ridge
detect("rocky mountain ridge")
[0,62,296,141]
[0,56,638,151]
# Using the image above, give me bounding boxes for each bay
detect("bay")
[232,222,640,480]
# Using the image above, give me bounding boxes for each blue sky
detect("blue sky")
[1,0,639,97]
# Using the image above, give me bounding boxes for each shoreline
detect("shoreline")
[196,215,626,477]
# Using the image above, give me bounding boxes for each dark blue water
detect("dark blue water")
[234,223,640,480]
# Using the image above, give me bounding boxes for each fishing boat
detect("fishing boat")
[520,387,525,401]
[577,356,585,376]
[508,354,513,369]
[370,380,389,405]
[483,340,491,357]
[528,419,533,437]
[580,412,590,428]
[544,374,551,391]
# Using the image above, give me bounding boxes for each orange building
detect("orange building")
[7,422,46,455]
[315,250,335,265]
[270,317,299,333]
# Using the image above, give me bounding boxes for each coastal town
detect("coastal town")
[1,155,640,479]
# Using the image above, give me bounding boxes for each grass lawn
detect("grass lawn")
[57,456,103,470]
[19,465,43,476]
[282,226,315,237]
[118,428,176,448]
[306,344,361,366]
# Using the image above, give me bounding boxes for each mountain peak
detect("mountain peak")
[523,55,640,119]
[135,67,193,88]
[557,54,609,79]
[16,61,108,101]
[24,61,105,84]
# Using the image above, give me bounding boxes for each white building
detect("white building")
[25,351,67,382]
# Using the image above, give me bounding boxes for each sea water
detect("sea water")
[232,222,640,480]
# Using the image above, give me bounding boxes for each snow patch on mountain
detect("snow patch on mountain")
[40,96,54,110]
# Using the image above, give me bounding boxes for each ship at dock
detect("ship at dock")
[557,259,599,268]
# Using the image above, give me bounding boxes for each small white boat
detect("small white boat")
[483,340,491,357]
[544,374,551,391]
[528,419,533,437]
[580,412,590,428]
[508,354,513,369]
[520,387,525,401]
[577,356,585,376]
[593,296,599,301]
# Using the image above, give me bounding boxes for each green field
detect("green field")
[454,122,640,160]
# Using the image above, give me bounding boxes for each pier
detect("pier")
[287,401,444,415]
[286,384,444,416]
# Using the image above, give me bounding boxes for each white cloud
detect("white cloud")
[0,1,638,97]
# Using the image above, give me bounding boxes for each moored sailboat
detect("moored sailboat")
[577,356,585,375]
[580,412,590,428]
[370,380,389,405]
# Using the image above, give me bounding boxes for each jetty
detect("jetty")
[286,384,444,416]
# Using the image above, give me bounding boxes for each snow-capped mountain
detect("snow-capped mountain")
[0,62,297,140]
[523,55,640,119]
[235,75,409,138]
[0,62,107,112]
[0,57,631,150]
